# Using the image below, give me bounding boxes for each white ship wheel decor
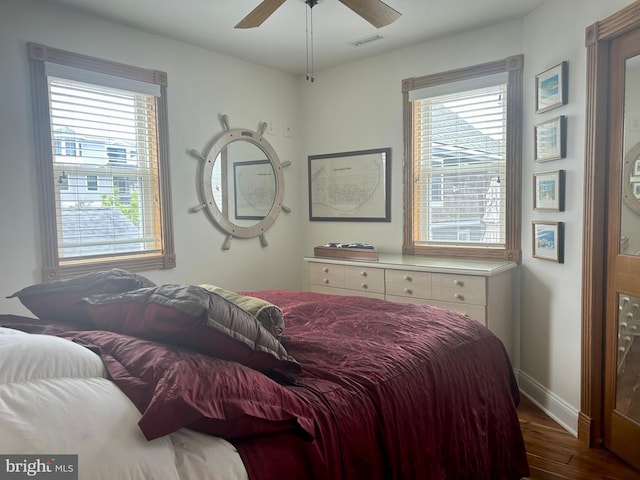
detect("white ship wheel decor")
[189,114,291,250]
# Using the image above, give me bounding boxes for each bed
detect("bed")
[0,269,529,479]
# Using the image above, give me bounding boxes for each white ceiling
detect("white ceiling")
[44,0,545,75]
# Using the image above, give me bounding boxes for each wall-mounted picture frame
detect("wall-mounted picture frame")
[532,221,564,263]
[533,170,565,211]
[534,115,566,162]
[535,61,568,113]
[308,147,391,222]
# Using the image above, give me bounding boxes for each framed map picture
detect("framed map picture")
[308,148,391,221]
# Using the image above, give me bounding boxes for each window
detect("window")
[402,56,523,262]
[64,140,76,157]
[86,175,98,191]
[107,147,127,163]
[28,43,175,280]
[58,172,69,191]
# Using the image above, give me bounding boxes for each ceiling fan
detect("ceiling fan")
[235,0,402,29]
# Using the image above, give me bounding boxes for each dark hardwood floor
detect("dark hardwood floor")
[518,395,640,480]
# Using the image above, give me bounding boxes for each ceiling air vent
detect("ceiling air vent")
[351,34,384,47]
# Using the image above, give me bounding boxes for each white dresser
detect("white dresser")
[304,254,517,358]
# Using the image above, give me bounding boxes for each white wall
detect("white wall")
[518,0,635,433]
[0,0,305,317]
[297,0,635,434]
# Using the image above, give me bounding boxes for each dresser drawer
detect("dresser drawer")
[431,273,485,306]
[385,270,431,299]
[431,273,485,290]
[344,265,385,294]
[431,286,486,305]
[309,263,344,288]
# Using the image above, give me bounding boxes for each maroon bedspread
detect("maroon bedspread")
[1,291,529,479]
[232,291,529,480]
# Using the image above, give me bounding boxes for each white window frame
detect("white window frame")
[28,43,175,281]
[402,56,523,262]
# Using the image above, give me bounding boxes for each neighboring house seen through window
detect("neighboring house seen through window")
[86,175,98,191]
[28,43,175,280]
[402,56,523,262]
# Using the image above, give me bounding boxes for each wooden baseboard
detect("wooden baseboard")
[577,411,594,446]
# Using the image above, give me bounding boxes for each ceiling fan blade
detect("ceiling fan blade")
[235,0,287,29]
[338,0,401,28]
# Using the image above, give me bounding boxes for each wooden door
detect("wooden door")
[604,25,640,471]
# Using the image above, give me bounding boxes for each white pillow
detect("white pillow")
[0,327,28,335]
[0,332,107,385]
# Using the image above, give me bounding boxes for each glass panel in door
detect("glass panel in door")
[616,293,640,422]
[606,28,640,471]
[620,55,640,255]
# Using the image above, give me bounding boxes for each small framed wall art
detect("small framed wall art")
[534,115,566,162]
[533,170,565,211]
[535,61,568,113]
[532,221,564,263]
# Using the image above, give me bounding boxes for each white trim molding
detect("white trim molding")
[516,369,579,436]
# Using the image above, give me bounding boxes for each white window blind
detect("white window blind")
[412,82,507,246]
[47,74,162,260]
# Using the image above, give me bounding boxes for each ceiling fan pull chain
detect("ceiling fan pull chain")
[305,0,316,83]
[309,5,315,82]
[305,4,310,81]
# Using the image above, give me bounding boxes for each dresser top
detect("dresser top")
[305,254,517,276]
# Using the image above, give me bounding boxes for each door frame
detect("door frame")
[580,0,640,447]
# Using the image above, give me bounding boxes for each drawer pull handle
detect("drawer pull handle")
[360,271,367,277]
[361,283,368,289]
[323,278,329,284]
[403,275,412,282]
[404,288,413,295]
[453,279,464,286]
[322,267,329,273]
[454,293,464,301]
